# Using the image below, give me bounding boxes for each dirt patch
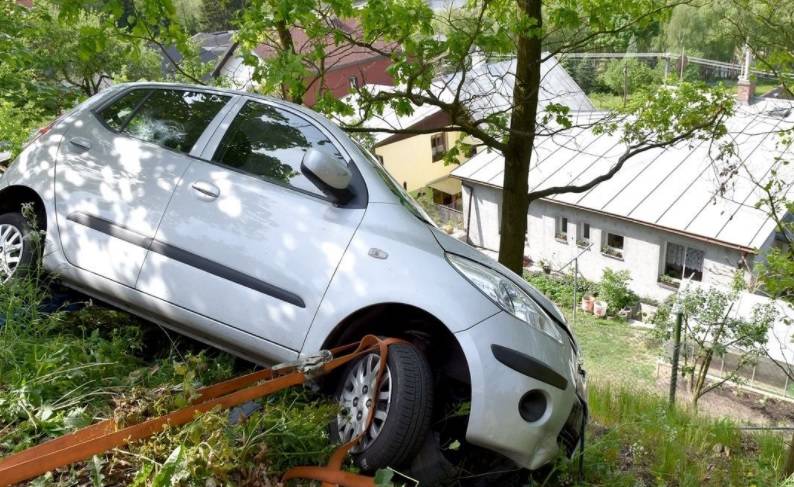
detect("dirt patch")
[655,366,794,425]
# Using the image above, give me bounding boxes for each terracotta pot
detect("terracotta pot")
[581,296,594,313]
[593,300,608,318]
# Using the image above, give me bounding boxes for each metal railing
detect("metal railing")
[434,204,463,228]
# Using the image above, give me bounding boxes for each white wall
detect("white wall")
[220,56,256,90]
[462,183,748,303]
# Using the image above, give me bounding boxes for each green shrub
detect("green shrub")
[524,271,597,309]
[597,59,663,96]
[0,100,47,164]
[598,268,639,315]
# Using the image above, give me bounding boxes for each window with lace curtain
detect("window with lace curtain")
[663,242,704,281]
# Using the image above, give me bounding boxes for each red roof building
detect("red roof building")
[252,19,395,105]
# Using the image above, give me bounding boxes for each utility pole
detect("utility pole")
[623,61,629,106]
[679,46,686,81]
[572,258,578,326]
[668,300,684,408]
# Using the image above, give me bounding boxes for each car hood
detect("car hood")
[428,226,570,333]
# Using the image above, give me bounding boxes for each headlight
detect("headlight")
[446,254,563,343]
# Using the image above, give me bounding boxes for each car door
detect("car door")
[135,99,366,351]
[54,87,233,287]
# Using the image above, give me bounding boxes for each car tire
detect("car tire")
[331,342,434,472]
[0,212,39,284]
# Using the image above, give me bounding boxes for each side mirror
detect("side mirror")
[301,148,353,202]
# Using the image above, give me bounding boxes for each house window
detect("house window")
[555,216,568,241]
[431,134,447,161]
[663,242,704,282]
[349,75,359,89]
[577,222,591,247]
[602,232,624,258]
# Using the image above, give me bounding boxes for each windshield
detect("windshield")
[354,143,437,226]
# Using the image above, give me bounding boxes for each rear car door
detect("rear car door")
[135,98,366,351]
[55,87,233,287]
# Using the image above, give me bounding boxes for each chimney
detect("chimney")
[737,42,755,104]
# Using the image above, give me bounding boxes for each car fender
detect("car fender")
[301,202,500,355]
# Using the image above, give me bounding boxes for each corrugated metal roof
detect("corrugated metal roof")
[452,100,794,250]
[337,55,595,143]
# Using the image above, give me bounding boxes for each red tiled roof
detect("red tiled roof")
[253,18,394,72]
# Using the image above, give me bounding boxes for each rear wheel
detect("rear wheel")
[331,342,434,472]
[0,212,37,284]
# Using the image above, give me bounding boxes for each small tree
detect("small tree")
[598,58,663,97]
[678,273,779,410]
[598,268,639,315]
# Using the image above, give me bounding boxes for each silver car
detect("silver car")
[0,83,586,480]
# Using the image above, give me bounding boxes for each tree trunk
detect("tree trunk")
[497,0,542,274]
[275,18,301,104]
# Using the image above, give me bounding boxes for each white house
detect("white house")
[452,100,794,304]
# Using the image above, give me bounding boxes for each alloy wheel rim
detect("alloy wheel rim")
[336,353,392,452]
[0,224,24,283]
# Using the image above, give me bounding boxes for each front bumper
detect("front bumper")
[455,311,586,470]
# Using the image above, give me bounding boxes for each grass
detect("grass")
[544,312,787,486]
[0,266,790,486]
[552,381,788,486]
[531,276,790,487]
[567,311,660,388]
[0,277,336,486]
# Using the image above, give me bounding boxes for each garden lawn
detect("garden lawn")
[568,311,660,389]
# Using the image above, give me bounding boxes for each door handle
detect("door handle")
[69,137,92,151]
[191,181,220,200]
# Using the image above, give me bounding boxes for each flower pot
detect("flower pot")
[593,300,608,318]
[581,296,594,313]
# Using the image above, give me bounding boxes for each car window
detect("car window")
[122,89,230,153]
[212,100,345,196]
[99,89,151,131]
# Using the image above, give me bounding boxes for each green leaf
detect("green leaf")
[374,468,395,487]
[90,455,105,487]
[130,463,153,487]
[152,445,185,487]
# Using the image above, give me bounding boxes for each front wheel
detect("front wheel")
[0,212,38,284]
[331,342,434,472]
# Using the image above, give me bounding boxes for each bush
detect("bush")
[524,271,597,309]
[0,100,47,165]
[597,59,663,96]
[598,269,639,315]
